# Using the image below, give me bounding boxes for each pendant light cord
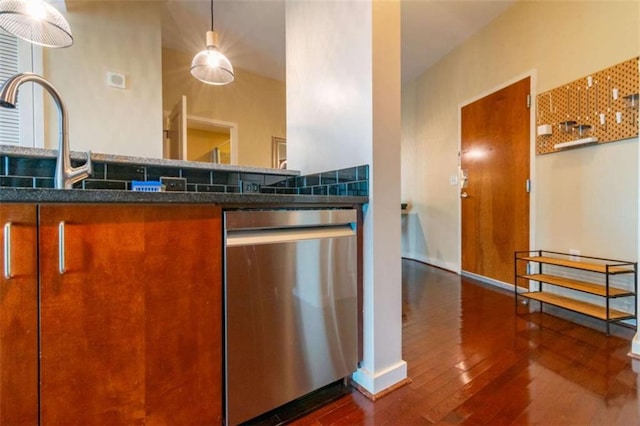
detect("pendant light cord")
[210,0,214,31]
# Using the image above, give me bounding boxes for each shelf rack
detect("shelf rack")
[514,250,637,335]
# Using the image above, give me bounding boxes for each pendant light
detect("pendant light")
[190,0,234,85]
[0,0,73,48]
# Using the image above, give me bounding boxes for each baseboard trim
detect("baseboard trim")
[401,254,458,274]
[352,377,412,401]
[630,332,640,359]
[461,270,521,293]
[351,360,408,396]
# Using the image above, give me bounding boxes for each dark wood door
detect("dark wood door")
[39,204,222,425]
[461,78,530,285]
[39,205,147,425]
[0,204,38,425]
[143,205,222,425]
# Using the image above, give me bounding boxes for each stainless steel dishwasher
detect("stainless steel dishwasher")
[224,209,358,425]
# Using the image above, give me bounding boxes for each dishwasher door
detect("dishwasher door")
[224,209,358,425]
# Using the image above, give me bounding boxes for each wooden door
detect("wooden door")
[461,77,530,285]
[0,204,38,425]
[39,204,223,424]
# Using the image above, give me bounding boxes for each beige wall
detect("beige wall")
[44,1,163,158]
[186,128,230,163]
[402,0,639,271]
[162,48,286,168]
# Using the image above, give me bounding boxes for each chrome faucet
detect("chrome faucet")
[0,72,91,189]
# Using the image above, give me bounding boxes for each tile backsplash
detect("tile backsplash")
[0,154,369,197]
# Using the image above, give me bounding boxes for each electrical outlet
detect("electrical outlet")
[160,176,186,192]
[241,181,261,193]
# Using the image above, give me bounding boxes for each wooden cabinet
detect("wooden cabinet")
[0,204,39,425]
[2,203,222,425]
[515,250,637,334]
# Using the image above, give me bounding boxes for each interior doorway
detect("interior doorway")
[187,121,231,164]
[460,77,531,286]
[164,96,238,164]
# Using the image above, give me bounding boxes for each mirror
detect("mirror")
[5,0,286,169]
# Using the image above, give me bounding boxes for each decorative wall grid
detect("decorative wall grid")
[536,57,639,154]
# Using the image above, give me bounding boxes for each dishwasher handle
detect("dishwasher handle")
[225,209,357,231]
[226,225,355,247]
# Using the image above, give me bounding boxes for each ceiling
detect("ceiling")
[161,0,517,83]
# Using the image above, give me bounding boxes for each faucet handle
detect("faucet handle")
[85,150,93,177]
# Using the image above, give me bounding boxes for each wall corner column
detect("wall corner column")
[285,0,406,397]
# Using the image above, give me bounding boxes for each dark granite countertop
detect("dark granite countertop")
[0,145,300,177]
[0,187,368,206]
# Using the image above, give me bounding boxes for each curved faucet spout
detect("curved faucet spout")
[0,72,91,189]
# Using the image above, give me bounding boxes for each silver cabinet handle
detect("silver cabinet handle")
[3,222,12,279]
[460,192,469,198]
[59,221,66,274]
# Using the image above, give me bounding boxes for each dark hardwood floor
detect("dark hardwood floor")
[291,259,639,425]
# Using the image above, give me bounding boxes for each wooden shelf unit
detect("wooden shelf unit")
[515,250,637,334]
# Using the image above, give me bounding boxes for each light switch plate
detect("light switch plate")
[449,175,458,186]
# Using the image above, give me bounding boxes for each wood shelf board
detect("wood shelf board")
[520,274,635,297]
[519,256,634,275]
[521,292,633,321]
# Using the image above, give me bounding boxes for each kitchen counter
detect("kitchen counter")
[0,187,368,205]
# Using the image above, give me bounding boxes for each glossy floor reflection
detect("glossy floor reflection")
[291,259,639,425]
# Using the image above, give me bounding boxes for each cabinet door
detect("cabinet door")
[0,204,38,425]
[39,205,147,425]
[39,204,223,425]
[143,205,222,425]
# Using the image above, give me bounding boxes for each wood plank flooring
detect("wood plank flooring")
[291,259,639,425]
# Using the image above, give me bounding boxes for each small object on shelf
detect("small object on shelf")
[131,181,164,192]
[514,250,637,335]
[554,137,598,150]
[559,121,577,133]
[537,124,553,136]
[573,123,591,137]
[623,93,639,110]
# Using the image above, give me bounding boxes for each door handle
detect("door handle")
[59,221,66,274]
[460,192,469,198]
[3,222,12,279]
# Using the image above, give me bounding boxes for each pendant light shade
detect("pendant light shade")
[191,0,233,85]
[191,30,234,85]
[0,0,73,48]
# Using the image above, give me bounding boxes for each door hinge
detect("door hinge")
[526,94,531,108]
[526,179,531,193]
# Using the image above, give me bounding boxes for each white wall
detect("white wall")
[286,1,371,175]
[286,0,406,395]
[402,0,639,271]
[44,1,163,158]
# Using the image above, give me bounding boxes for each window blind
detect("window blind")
[0,33,19,145]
